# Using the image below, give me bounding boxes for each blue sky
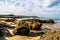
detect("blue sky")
[0,0,60,19]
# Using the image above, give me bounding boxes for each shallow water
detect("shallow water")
[42,22,60,30]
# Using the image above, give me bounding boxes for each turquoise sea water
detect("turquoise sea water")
[40,17,60,23]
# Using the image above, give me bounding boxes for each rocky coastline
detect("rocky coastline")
[0,18,60,40]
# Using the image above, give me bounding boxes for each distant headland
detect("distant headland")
[0,14,39,18]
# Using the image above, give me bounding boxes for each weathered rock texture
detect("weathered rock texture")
[40,30,60,40]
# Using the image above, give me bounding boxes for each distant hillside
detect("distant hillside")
[0,14,39,18]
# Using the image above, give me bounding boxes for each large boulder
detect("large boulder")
[13,27,30,35]
[13,23,30,35]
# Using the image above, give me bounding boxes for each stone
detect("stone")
[0,28,4,37]
[13,23,30,35]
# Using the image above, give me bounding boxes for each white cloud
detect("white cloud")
[0,0,60,18]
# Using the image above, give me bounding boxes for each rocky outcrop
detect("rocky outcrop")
[16,19,54,30]
[0,28,4,37]
[5,18,16,22]
[19,20,42,30]
[13,27,30,35]
[0,18,54,36]
[0,23,9,28]
[13,21,42,35]
[40,19,54,23]
[0,28,11,37]
[40,30,60,40]
[13,18,54,31]
[22,19,54,23]
[27,22,42,30]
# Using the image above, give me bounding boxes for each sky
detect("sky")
[0,0,60,19]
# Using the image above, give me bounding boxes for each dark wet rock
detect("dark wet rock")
[41,19,54,23]
[0,23,15,28]
[5,18,16,22]
[22,19,54,23]
[0,28,12,37]
[0,28,4,37]
[13,22,30,35]
[39,32,45,35]
[13,24,30,35]
[0,23,9,28]
[0,23,4,28]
